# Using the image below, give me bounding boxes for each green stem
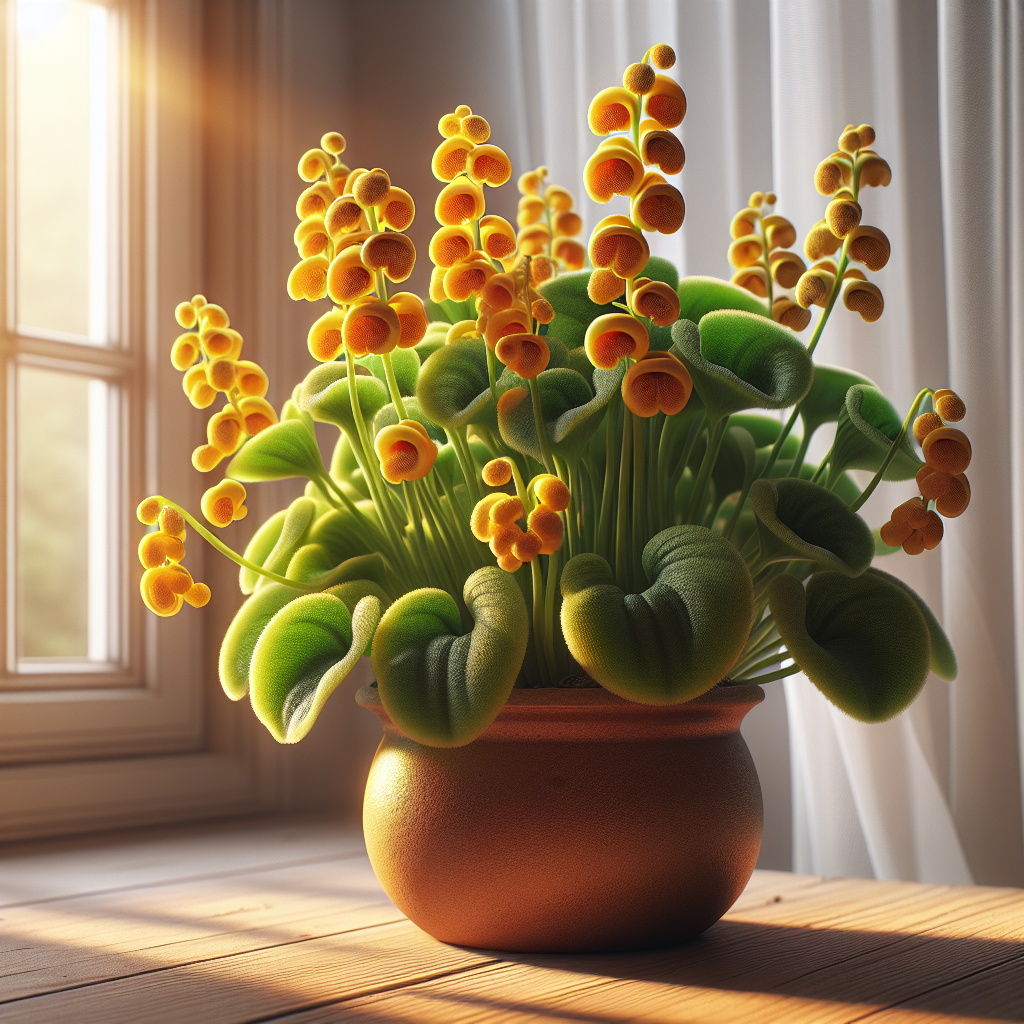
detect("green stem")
[734,662,801,685]
[734,649,790,677]
[614,405,633,589]
[849,387,932,512]
[597,395,621,558]
[381,353,408,420]
[686,416,728,524]
[150,498,315,592]
[544,548,565,680]
[532,558,555,684]
[631,412,645,591]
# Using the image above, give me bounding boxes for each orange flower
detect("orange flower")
[238,396,278,436]
[842,278,884,322]
[922,426,971,475]
[639,124,685,175]
[495,333,550,379]
[361,231,416,283]
[527,505,563,555]
[325,194,365,237]
[584,140,645,203]
[772,299,811,332]
[847,225,890,272]
[343,300,401,357]
[308,308,347,362]
[732,266,769,297]
[552,237,586,270]
[138,531,185,569]
[482,458,514,487]
[631,280,680,326]
[531,474,570,511]
[435,178,486,226]
[140,564,203,617]
[622,351,693,417]
[588,216,650,279]
[287,254,329,300]
[483,307,532,350]
[933,388,966,422]
[913,412,943,444]
[588,267,626,305]
[517,222,551,256]
[643,74,686,128]
[585,313,649,369]
[429,225,475,268]
[374,420,438,484]
[378,187,416,231]
[208,407,245,456]
[443,254,496,301]
[467,145,512,187]
[479,215,517,260]
[388,292,429,348]
[632,182,685,234]
[588,86,637,135]
[432,136,474,181]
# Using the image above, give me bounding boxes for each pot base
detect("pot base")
[358,684,764,953]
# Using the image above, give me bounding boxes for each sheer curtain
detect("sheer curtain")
[506,0,1024,885]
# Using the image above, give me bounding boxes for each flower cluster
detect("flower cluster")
[728,192,809,331]
[471,460,569,572]
[136,497,210,616]
[584,44,685,310]
[172,295,278,473]
[293,131,428,361]
[799,124,891,324]
[428,105,514,306]
[880,389,971,554]
[516,167,585,281]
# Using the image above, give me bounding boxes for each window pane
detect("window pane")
[15,365,114,665]
[15,0,111,342]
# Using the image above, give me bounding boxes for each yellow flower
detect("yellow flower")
[374,420,438,483]
[378,187,416,231]
[201,479,248,527]
[622,351,693,417]
[466,145,512,187]
[588,86,637,135]
[239,396,278,436]
[584,138,645,203]
[387,292,429,348]
[343,300,402,357]
[643,75,686,128]
[494,333,550,379]
[589,216,650,278]
[287,254,329,300]
[585,313,649,369]
[361,231,417,283]
[435,179,486,226]
[327,245,375,305]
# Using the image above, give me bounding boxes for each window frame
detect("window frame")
[0,0,275,840]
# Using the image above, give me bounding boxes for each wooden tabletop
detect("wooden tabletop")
[0,817,1020,1023]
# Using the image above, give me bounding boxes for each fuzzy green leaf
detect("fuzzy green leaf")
[301,362,392,437]
[219,584,301,701]
[867,568,957,681]
[671,312,814,421]
[768,571,932,721]
[749,477,874,576]
[370,567,529,747]
[414,322,449,362]
[829,384,923,484]
[425,296,475,324]
[249,593,381,743]
[359,347,421,397]
[560,525,754,703]
[798,364,875,439]
[676,275,770,325]
[416,335,497,431]
[226,420,326,483]
[239,509,287,595]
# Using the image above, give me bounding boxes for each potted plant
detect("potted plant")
[137,44,969,953]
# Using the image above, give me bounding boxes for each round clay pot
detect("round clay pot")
[356,683,764,953]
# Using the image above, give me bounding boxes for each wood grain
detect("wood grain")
[0,818,1020,1024]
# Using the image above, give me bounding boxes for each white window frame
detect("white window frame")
[0,0,276,842]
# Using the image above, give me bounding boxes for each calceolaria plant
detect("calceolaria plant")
[138,45,965,748]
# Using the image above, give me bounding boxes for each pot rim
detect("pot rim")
[356,682,764,743]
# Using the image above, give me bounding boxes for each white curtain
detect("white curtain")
[504,0,1024,885]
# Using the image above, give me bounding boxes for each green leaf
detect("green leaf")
[425,296,475,324]
[255,497,318,590]
[768,571,932,722]
[829,384,923,484]
[798,364,875,439]
[306,503,378,566]
[370,567,529,747]
[497,366,623,463]
[560,525,754,703]
[415,322,449,362]
[301,362,392,436]
[688,425,756,500]
[227,420,326,483]
[539,257,678,350]
[671,312,814,421]
[676,275,770,325]
[359,347,421,397]
[732,413,790,449]
[373,396,447,444]
[239,509,287,595]
[867,567,957,681]
[219,583,301,700]
[416,335,497,431]
[749,477,874,576]
[250,593,382,743]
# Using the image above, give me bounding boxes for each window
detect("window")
[0,0,273,841]
[7,0,124,681]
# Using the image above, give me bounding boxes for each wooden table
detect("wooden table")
[0,817,1020,1023]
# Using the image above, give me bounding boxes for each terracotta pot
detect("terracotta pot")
[356,683,764,953]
